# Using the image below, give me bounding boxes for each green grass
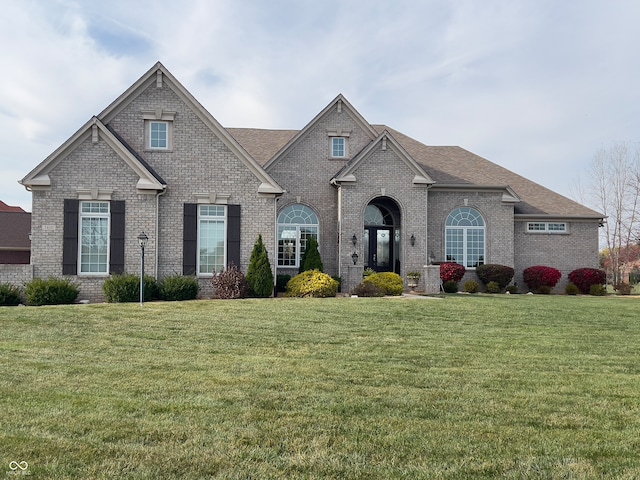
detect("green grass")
[1,295,639,479]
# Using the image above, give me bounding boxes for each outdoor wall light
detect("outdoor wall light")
[351,251,359,265]
[410,234,415,246]
[352,234,357,246]
[428,251,435,265]
[137,232,149,306]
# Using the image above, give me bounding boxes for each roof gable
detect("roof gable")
[99,62,282,195]
[264,94,379,170]
[332,130,434,186]
[20,117,166,192]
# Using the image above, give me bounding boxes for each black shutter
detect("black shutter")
[227,204,241,268]
[109,201,125,274]
[183,203,197,275]
[62,199,79,275]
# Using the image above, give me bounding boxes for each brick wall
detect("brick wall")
[514,220,600,292]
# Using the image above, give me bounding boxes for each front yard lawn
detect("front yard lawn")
[1,295,639,478]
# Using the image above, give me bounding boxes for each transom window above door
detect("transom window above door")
[277,204,319,268]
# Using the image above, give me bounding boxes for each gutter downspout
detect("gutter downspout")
[331,178,342,280]
[155,188,167,278]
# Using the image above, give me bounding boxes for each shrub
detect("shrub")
[614,282,632,295]
[565,283,580,295]
[246,234,274,297]
[363,272,404,296]
[537,285,552,295]
[351,281,384,297]
[25,277,79,306]
[363,267,376,277]
[463,280,479,293]
[475,264,514,289]
[276,275,291,293]
[299,236,323,273]
[523,265,562,293]
[0,283,23,306]
[568,268,606,294]
[590,284,607,296]
[104,274,159,303]
[160,275,199,301]
[505,285,519,294]
[212,264,249,299]
[286,270,338,298]
[443,280,458,293]
[486,281,501,293]
[332,276,342,293]
[440,263,465,283]
[630,268,640,285]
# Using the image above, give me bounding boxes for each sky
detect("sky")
[2,0,639,212]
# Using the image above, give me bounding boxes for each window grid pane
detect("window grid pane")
[79,202,109,274]
[445,207,485,268]
[198,205,226,274]
[278,226,297,267]
[332,137,345,157]
[277,204,319,267]
[150,122,168,148]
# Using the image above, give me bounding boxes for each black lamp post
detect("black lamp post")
[351,251,359,265]
[137,232,148,306]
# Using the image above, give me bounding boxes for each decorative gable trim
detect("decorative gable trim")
[331,130,435,186]
[99,62,283,197]
[20,117,166,193]
[264,94,379,170]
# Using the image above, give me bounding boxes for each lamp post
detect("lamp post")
[137,232,148,306]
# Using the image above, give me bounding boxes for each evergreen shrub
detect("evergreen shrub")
[443,280,458,293]
[0,283,23,306]
[212,264,249,299]
[363,272,404,296]
[568,268,606,294]
[286,270,338,298]
[464,280,479,293]
[276,275,291,293]
[160,275,199,301]
[104,274,158,303]
[246,234,274,297]
[590,284,607,296]
[486,281,501,293]
[299,237,323,273]
[565,283,580,295]
[25,277,79,306]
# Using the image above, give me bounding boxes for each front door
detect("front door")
[364,227,393,272]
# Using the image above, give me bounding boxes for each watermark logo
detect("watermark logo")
[7,461,30,476]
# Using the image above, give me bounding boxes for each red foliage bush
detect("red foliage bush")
[523,265,562,292]
[440,263,466,283]
[568,268,606,294]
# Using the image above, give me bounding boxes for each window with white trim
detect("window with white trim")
[198,205,227,274]
[277,204,319,267]
[445,207,485,268]
[331,137,346,158]
[79,201,110,274]
[527,222,568,233]
[149,121,168,149]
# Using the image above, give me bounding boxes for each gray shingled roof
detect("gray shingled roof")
[228,125,603,219]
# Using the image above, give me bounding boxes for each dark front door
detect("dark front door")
[364,227,393,272]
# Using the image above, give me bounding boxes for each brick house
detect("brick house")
[0,201,31,264]
[15,62,603,301]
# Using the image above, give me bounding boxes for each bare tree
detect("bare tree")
[575,143,640,284]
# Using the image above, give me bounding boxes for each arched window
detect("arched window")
[445,207,485,268]
[277,204,319,268]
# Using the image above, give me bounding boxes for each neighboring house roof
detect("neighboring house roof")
[0,201,26,213]
[0,211,31,250]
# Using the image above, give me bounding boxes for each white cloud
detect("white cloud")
[2,0,640,212]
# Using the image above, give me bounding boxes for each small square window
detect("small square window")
[149,121,168,149]
[331,137,346,158]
